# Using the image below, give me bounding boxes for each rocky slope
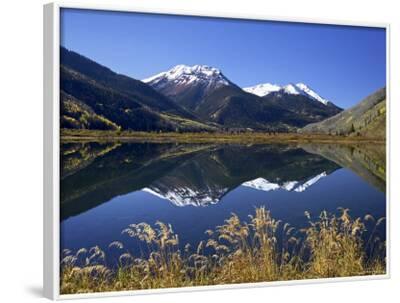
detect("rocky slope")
[300,87,386,138]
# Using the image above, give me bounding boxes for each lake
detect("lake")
[60,142,386,263]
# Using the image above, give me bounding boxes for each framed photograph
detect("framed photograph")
[44,2,389,299]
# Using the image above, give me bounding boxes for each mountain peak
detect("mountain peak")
[282,83,304,95]
[296,82,307,88]
[169,64,222,75]
[244,82,331,106]
[143,64,228,86]
[243,83,281,97]
[295,83,329,105]
[142,64,232,111]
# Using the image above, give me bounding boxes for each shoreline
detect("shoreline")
[60,129,386,145]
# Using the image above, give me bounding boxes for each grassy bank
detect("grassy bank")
[60,129,385,144]
[60,207,386,294]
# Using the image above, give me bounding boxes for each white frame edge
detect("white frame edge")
[385,22,391,284]
[44,2,60,300]
[43,1,390,300]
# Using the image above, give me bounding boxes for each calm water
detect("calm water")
[60,142,386,261]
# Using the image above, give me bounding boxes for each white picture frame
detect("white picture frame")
[43,1,391,300]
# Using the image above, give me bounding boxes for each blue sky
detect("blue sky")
[61,8,386,109]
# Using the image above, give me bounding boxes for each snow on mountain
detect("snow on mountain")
[144,65,332,107]
[143,64,230,88]
[242,172,327,193]
[281,181,299,191]
[241,178,280,191]
[142,186,229,207]
[243,82,331,106]
[141,171,327,207]
[282,83,305,95]
[295,83,329,105]
[243,83,281,97]
[292,172,327,192]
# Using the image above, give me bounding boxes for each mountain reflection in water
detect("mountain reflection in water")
[61,142,347,217]
[60,141,386,256]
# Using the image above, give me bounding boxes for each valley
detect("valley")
[58,11,387,294]
[60,47,386,142]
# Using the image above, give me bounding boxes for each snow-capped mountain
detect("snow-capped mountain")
[143,64,230,87]
[295,83,329,105]
[143,64,233,110]
[144,64,341,129]
[242,83,281,97]
[243,82,330,106]
[242,172,327,193]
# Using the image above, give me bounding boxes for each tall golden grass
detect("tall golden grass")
[60,207,385,294]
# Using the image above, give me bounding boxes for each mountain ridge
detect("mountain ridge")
[60,47,216,132]
[300,87,386,137]
[143,64,342,130]
[143,64,236,112]
[62,48,385,133]
[244,82,332,106]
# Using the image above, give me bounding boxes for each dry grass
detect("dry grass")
[60,207,386,294]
